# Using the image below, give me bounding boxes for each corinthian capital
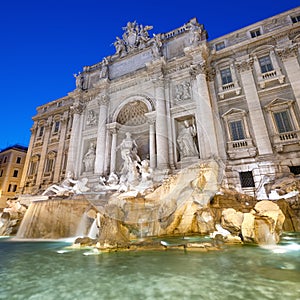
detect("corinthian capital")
[235,58,254,73]
[70,101,85,115]
[276,44,299,60]
[190,62,207,77]
[97,94,110,106]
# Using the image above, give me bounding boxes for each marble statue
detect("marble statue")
[83,142,96,172]
[177,119,199,159]
[99,57,109,78]
[74,73,87,90]
[114,37,126,57]
[114,21,153,56]
[42,171,89,196]
[151,34,162,58]
[116,132,140,175]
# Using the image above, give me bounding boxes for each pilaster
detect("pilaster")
[277,44,300,111]
[36,116,52,185]
[95,94,109,175]
[66,100,85,176]
[53,111,69,182]
[235,58,273,155]
[147,58,169,170]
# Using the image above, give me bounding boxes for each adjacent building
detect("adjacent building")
[0,145,27,207]
[20,7,300,197]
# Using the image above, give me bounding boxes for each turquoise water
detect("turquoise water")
[0,233,300,300]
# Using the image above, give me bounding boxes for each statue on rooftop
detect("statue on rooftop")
[113,21,153,57]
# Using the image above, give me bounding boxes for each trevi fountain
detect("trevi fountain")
[1,12,300,299]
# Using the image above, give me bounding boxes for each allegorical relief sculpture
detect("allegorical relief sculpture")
[175,81,191,101]
[177,119,199,159]
[86,110,97,127]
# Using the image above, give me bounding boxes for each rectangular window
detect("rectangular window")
[45,159,54,173]
[13,170,19,177]
[39,126,44,137]
[12,185,17,192]
[0,169,3,177]
[274,111,293,133]
[16,157,21,164]
[239,171,255,188]
[250,29,261,38]
[53,121,60,133]
[3,156,7,163]
[220,68,233,85]
[7,184,11,192]
[29,161,37,175]
[215,41,225,51]
[258,55,273,73]
[229,120,245,141]
[291,15,300,23]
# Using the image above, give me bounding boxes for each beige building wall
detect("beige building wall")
[0,145,27,208]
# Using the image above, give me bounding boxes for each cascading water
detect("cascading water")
[16,198,91,239]
[88,219,98,239]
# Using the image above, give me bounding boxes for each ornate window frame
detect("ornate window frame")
[215,59,241,99]
[222,108,257,159]
[44,151,57,177]
[265,98,300,152]
[251,46,285,89]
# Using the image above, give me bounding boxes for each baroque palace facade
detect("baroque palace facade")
[20,7,300,196]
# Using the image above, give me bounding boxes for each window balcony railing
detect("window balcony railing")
[218,82,241,99]
[258,70,285,89]
[272,130,300,152]
[262,70,277,80]
[227,138,257,159]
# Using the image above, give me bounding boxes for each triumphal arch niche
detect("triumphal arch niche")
[112,97,154,173]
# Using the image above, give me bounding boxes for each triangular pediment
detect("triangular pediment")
[222,108,246,118]
[265,98,294,109]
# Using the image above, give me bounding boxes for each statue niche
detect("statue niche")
[115,100,150,172]
[177,118,199,161]
[82,141,96,173]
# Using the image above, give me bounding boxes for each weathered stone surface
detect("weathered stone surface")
[241,201,285,245]
[221,208,244,234]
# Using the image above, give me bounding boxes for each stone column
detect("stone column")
[154,79,169,169]
[53,111,69,182]
[236,58,273,155]
[108,124,119,173]
[277,44,300,110]
[104,127,112,174]
[191,62,219,159]
[66,101,85,176]
[36,116,52,186]
[184,44,219,159]
[149,119,156,169]
[95,94,109,175]
[207,69,227,160]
